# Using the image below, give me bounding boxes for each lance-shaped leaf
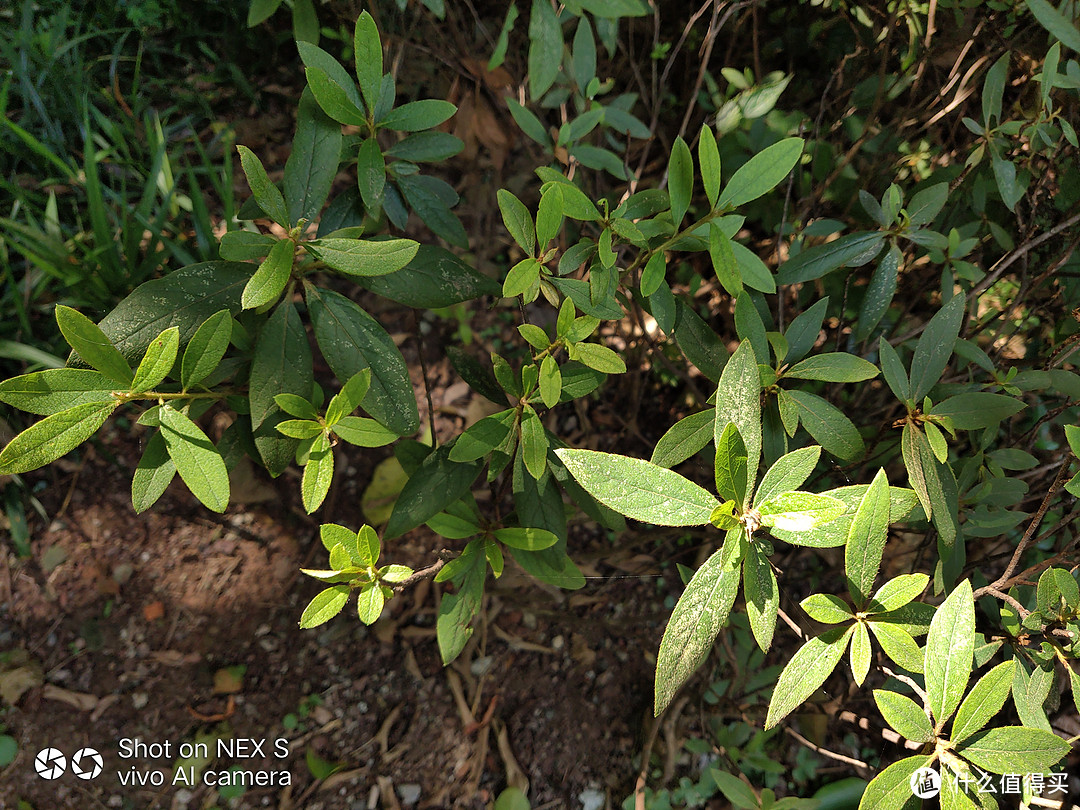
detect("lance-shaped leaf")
[0,401,117,474]
[850,621,872,686]
[951,659,1016,743]
[754,445,821,508]
[131,430,177,514]
[770,484,919,548]
[130,327,180,394]
[237,145,289,226]
[306,237,419,277]
[776,232,884,285]
[492,527,558,550]
[845,468,891,607]
[716,137,803,209]
[654,533,742,715]
[869,573,929,613]
[925,579,974,726]
[497,189,535,256]
[874,690,933,743]
[744,542,778,651]
[786,390,863,462]
[159,405,230,513]
[284,87,342,225]
[555,449,719,526]
[299,585,350,629]
[869,620,925,674]
[668,136,693,226]
[784,353,879,383]
[801,593,853,624]
[0,369,119,415]
[301,432,334,513]
[955,726,1069,775]
[879,337,910,404]
[856,755,928,810]
[910,293,965,402]
[928,393,1025,430]
[242,238,295,310]
[385,443,483,538]
[650,410,713,468]
[765,626,853,729]
[181,310,232,390]
[714,422,748,505]
[353,11,382,111]
[757,491,844,532]
[57,306,133,386]
[699,125,721,208]
[715,340,761,503]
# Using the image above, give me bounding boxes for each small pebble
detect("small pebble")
[398,783,422,806]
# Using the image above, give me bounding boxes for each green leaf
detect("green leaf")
[299,585,350,628]
[520,404,548,479]
[776,232,885,285]
[715,340,761,499]
[284,88,342,225]
[574,341,626,374]
[673,298,728,381]
[869,574,929,612]
[56,306,133,386]
[856,756,925,810]
[301,433,334,513]
[131,430,176,513]
[159,405,230,513]
[845,469,891,607]
[385,131,464,162]
[385,443,483,538]
[879,338,911,404]
[787,390,863,462]
[0,369,117,415]
[717,137,803,209]
[951,660,1016,742]
[506,98,551,147]
[873,690,933,743]
[1026,0,1080,53]
[850,621,871,685]
[654,541,741,714]
[709,224,741,296]
[714,422,748,504]
[330,417,396,447]
[869,621,925,674]
[381,99,457,132]
[956,726,1069,775]
[353,11,382,111]
[181,311,232,390]
[856,242,901,342]
[307,285,418,435]
[698,125,721,208]
[668,136,693,226]
[744,541,779,651]
[304,65,367,126]
[783,298,829,364]
[771,484,919,549]
[242,238,295,310]
[538,355,561,409]
[528,0,562,99]
[130,327,180,394]
[758,491,845,532]
[571,15,596,91]
[650,410,713,468]
[536,185,564,248]
[236,145,289,226]
[274,394,317,420]
[929,393,1025,430]
[785,353,879,383]
[555,448,719,526]
[277,420,323,439]
[248,0,284,26]
[437,542,486,663]
[910,294,965,402]
[220,230,276,261]
[249,301,313,476]
[356,137,385,214]
[925,579,974,725]
[906,183,949,227]
[358,245,498,308]
[765,626,852,729]
[0,401,117,474]
[356,584,387,625]
[98,262,249,362]
[307,237,418,278]
[801,593,853,623]
[754,446,820,508]
[497,189,535,255]
[493,527,559,550]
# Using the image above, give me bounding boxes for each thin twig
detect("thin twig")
[784,727,872,772]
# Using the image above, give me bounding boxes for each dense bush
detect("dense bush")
[2,0,1080,806]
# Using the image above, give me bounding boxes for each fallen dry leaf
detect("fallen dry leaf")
[143,601,165,621]
[43,684,98,711]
